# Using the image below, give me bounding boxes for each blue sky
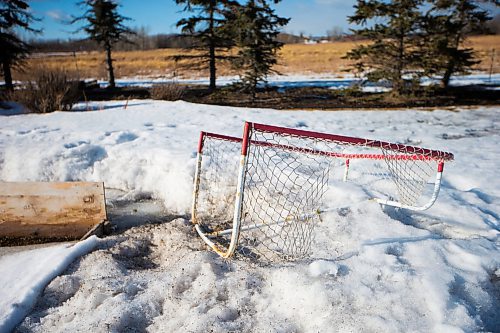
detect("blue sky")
[27,0,499,40]
[25,0,364,39]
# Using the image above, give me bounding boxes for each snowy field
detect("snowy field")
[101,72,500,90]
[0,101,499,332]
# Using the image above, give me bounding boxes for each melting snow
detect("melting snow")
[0,100,498,332]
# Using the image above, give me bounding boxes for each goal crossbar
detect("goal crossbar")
[251,123,454,161]
[201,131,450,161]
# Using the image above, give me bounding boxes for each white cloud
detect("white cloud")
[45,9,70,22]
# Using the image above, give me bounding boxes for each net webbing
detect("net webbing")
[193,124,452,262]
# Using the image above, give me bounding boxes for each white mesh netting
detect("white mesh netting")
[194,135,241,234]
[193,123,453,262]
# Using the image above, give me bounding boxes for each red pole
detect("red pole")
[438,162,444,173]
[197,131,205,154]
[242,122,251,156]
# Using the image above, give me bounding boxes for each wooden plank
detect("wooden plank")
[0,182,107,243]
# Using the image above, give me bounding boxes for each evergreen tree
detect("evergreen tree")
[345,0,424,95]
[175,0,237,91]
[421,0,493,88]
[73,0,134,88]
[0,0,39,90]
[231,0,289,99]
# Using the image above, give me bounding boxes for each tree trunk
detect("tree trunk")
[208,2,216,91]
[441,31,460,89]
[441,63,454,89]
[393,76,405,96]
[393,29,405,96]
[441,3,465,90]
[105,44,115,88]
[209,44,216,91]
[251,77,257,101]
[2,59,14,91]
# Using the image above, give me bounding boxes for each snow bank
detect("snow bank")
[0,237,99,332]
[0,101,499,332]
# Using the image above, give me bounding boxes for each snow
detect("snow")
[0,237,99,333]
[0,100,499,332]
[106,72,500,90]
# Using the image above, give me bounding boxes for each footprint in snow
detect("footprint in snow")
[64,140,89,149]
[115,132,139,144]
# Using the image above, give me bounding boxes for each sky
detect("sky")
[26,0,500,40]
[26,0,362,40]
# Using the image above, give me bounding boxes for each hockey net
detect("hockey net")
[192,122,453,262]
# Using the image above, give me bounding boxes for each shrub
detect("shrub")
[150,83,185,101]
[6,67,82,113]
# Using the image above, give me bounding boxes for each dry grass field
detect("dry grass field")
[19,35,500,81]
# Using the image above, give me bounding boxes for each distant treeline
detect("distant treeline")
[28,32,318,53]
[30,15,500,54]
[30,33,191,53]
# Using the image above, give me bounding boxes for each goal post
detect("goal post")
[192,122,454,261]
[191,129,247,258]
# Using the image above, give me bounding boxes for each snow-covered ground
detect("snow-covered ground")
[0,237,99,333]
[105,72,500,90]
[0,101,499,332]
[4,72,499,93]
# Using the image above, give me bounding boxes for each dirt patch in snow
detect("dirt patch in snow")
[15,219,266,332]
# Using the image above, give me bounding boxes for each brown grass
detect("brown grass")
[17,35,500,80]
[6,66,81,113]
[274,40,364,75]
[150,82,185,101]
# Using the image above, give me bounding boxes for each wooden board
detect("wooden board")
[0,182,107,243]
